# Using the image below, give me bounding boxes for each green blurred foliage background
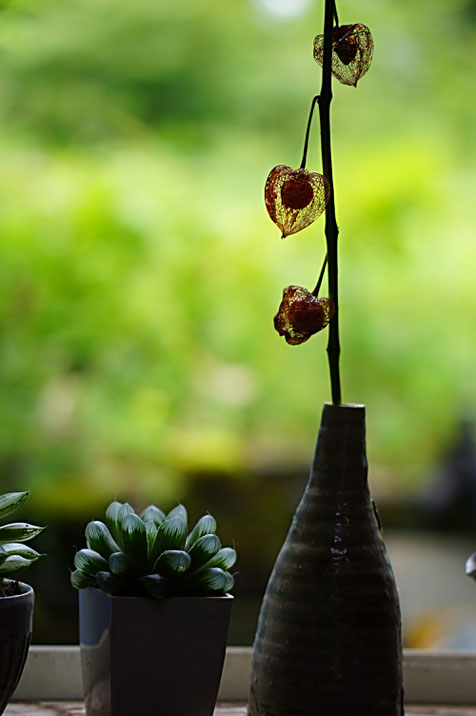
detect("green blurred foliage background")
[0,0,476,641]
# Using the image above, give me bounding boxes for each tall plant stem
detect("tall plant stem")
[333,0,339,27]
[319,0,341,405]
[300,95,319,169]
[312,254,328,297]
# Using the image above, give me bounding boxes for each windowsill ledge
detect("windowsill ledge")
[12,647,476,706]
[5,704,476,715]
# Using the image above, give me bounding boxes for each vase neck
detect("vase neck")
[310,402,368,493]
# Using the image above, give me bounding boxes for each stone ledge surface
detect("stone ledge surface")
[4,704,476,715]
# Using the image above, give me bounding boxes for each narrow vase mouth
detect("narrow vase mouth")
[320,401,366,431]
[324,401,365,409]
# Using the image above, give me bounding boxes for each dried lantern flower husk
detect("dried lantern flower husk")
[265,165,330,238]
[274,285,335,345]
[313,24,374,87]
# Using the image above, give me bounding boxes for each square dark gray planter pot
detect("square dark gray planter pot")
[79,588,233,716]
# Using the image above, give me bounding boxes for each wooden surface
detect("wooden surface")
[4,704,476,715]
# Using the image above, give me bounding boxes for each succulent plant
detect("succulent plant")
[0,492,46,596]
[71,501,237,599]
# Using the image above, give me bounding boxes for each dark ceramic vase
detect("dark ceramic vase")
[0,582,34,715]
[249,403,403,716]
[79,588,233,716]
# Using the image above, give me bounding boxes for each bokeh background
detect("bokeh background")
[1,0,476,646]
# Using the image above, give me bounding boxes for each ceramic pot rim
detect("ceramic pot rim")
[0,581,34,600]
[91,589,234,602]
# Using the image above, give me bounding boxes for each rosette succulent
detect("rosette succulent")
[71,501,237,599]
[0,491,45,595]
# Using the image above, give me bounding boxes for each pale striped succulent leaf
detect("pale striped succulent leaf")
[1,543,43,561]
[201,547,237,571]
[148,526,168,566]
[0,523,45,544]
[0,555,35,575]
[185,515,217,549]
[141,505,166,526]
[150,513,188,562]
[118,503,135,526]
[74,548,109,576]
[70,569,96,590]
[85,521,120,558]
[223,571,235,592]
[109,551,138,579]
[105,502,124,549]
[0,546,7,566]
[153,550,191,576]
[167,504,187,525]
[188,534,221,567]
[187,567,227,593]
[145,521,158,559]
[121,514,148,571]
[0,492,29,520]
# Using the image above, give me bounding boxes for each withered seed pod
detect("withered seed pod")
[313,24,374,87]
[265,165,330,238]
[274,285,335,345]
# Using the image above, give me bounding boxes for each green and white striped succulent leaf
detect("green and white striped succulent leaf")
[149,513,188,563]
[0,555,35,575]
[145,521,157,560]
[105,502,124,549]
[167,505,187,524]
[140,574,171,599]
[109,551,138,579]
[0,546,7,566]
[0,492,29,521]
[185,514,217,550]
[187,567,228,593]
[1,543,43,561]
[153,549,191,576]
[163,511,188,547]
[70,569,96,590]
[148,526,167,566]
[141,505,166,526]
[121,514,148,570]
[85,521,120,558]
[201,547,237,571]
[118,503,135,524]
[0,523,45,544]
[74,548,109,576]
[223,571,234,592]
[188,534,221,567]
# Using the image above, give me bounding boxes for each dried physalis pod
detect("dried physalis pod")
[313,24,374,87]
[265,165,330,238]
[274,285,335,345]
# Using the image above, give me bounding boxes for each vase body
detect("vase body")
[79,588,233,716]
[0,581,34,715]
[249,403,403,716]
